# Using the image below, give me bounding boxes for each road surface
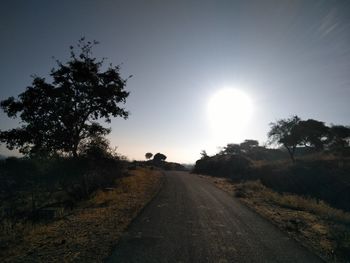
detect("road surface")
[107,171,322,263]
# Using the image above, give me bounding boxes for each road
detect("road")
[107,171,322,263]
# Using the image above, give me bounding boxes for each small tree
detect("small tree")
[145,152,153,160]
[268,116,301,162]
[153,153,167,162]
[0,38,130,157]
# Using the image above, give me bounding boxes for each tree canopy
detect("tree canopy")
[220,140,260,156]
[268,116,302,162]
[0,38,130,157]
[295,119,329,150]
[268,116,350,161]
[328,125,350,155]
[145,152,153,160]
[153,153,167,162]
[200,150,208,159]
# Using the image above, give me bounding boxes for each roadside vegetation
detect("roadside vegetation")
[194,116,350,262]
[1,165,163,262]
[205,177,350,262]
[0,39,168,262]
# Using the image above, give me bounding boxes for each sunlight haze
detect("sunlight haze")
[207,88,254,149]
[1,0,349,163]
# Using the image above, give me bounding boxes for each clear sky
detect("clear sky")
[1,0,349,163]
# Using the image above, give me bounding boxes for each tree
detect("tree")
[295,119,329,150]
[268,116,301,162]
[240,139,259,153]
[200,150,208,159]
[0,38,130,157]
[145,152,153,160]
[220,143,241,155]
[328,125,350,155]
[79,135,112,159]
[153,153,167,162]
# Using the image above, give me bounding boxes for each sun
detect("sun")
[207,88,254,143]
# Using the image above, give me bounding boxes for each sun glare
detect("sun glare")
[207,88,254,143]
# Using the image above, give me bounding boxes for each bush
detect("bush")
[193,154,251,180]
[256,159,350,212]
[0,155,125,226]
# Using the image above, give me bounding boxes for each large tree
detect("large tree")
[0,38,130,157]
[268,116,301,162]
[295,119,329,150]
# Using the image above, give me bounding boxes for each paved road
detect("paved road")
[107,171,322,263]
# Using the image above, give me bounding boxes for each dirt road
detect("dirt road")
[107,171,322,262]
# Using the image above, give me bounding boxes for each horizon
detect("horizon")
[1,0,350,163]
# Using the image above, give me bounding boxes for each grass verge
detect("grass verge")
[1,167,163,262]
[202,175,350,262]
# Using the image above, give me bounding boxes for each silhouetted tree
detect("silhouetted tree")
[200,150,208,159]
[79,135,112,159]
[268,116,301,162]
[296,119,329,151]
[193,153,251,179]
[240,139,259,153]
[328,125,350,155]
[153,153,167,162]
[221,143,241,155]
[145,152,153,160]
[0,38,130,157]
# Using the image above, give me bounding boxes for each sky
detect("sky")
[0,0,350,163]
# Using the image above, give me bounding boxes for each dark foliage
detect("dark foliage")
[268,116,350,161]
[153,153,167,162]
[268,116,301,162]
[0,38,130,157]
[193,154,251,180]
[296,119,329,150]
[0,155,125,224]
[256,159,350,212]
[145,152,153,160]
[193,115,350,212]
[220,140,288,161]
[133,159,187,171]
[328,125,350,156]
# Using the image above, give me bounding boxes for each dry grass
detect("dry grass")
[235,181,350,224]
[203,175,350,262]
[1,167,163,263]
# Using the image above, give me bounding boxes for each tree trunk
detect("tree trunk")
[72,139,79,158]
[285,145,295,163]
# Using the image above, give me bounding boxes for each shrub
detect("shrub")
[193,154,251,180]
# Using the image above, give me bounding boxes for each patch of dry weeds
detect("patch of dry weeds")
[2,168,163,263]
[202,175,350,262]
